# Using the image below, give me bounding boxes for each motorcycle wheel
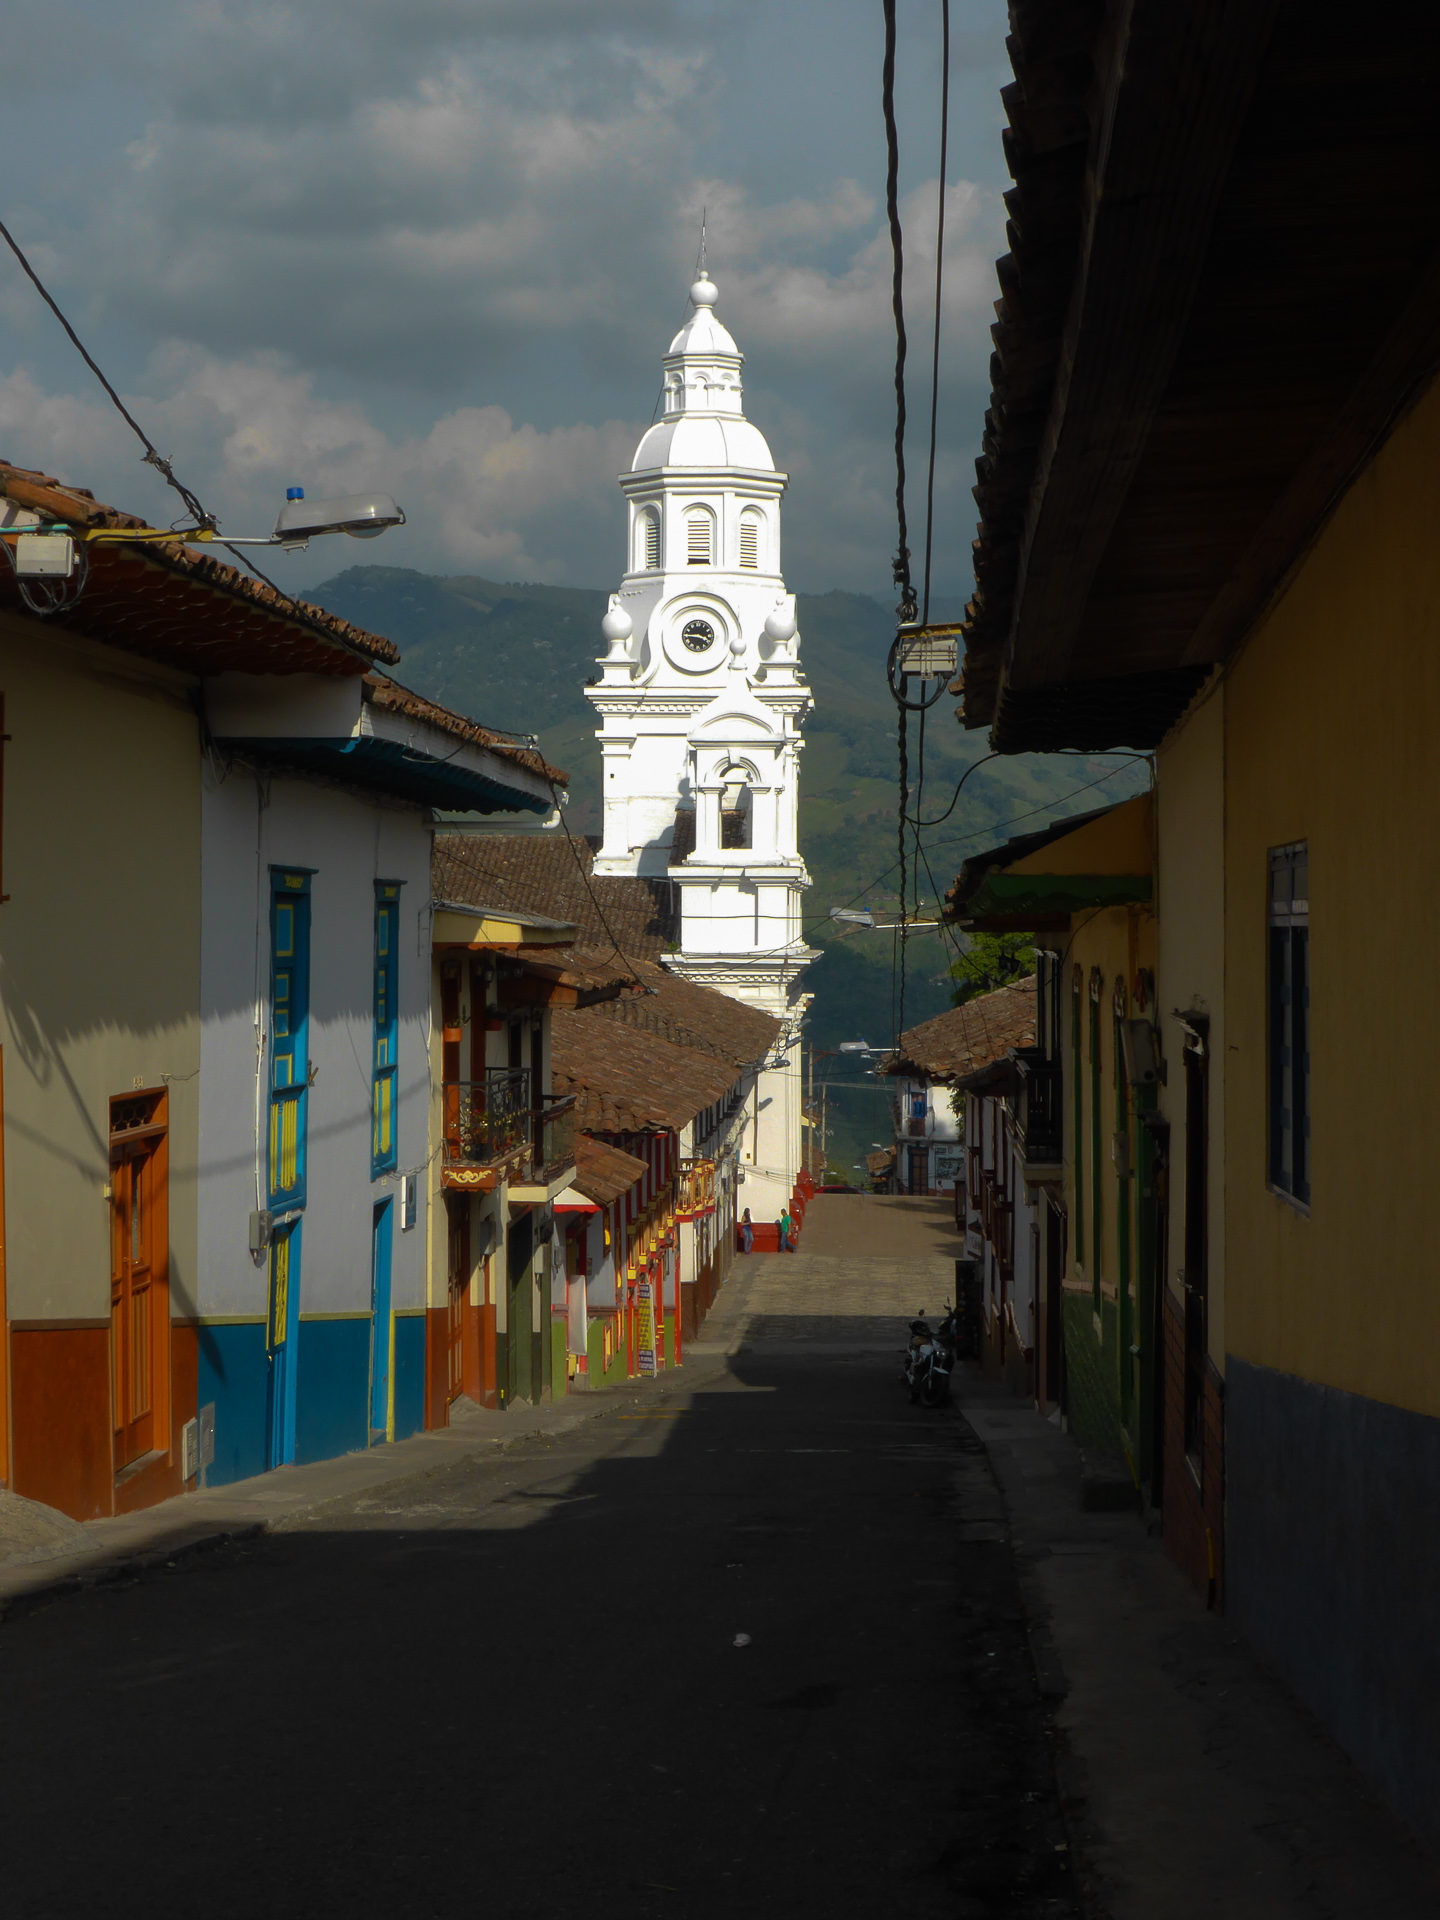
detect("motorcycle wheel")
[920,1373,950,1410]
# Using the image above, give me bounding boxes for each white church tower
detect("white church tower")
[587,271,815,1218]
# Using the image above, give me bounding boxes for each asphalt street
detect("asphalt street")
[0,1198,1079,1920]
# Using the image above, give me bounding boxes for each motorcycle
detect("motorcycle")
[902,1303,958,1409]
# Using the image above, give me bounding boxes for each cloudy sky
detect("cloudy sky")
[0,1,1010,600]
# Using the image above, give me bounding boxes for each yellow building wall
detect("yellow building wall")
[0,617,201,1321]
[1009,792,1152,879]
[1155,684,1227,1367]
[1223,367,1440,1417]
[1060,905,1156,1297]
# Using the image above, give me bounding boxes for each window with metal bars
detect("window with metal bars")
[686,510,713,565]
[1268,842,1309,1204]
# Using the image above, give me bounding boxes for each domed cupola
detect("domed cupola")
[630,275,776,475]
[585,262,815,1219]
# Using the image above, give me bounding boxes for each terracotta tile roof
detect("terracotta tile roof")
[551,1004,744,1133]
[572,1134,649,1207]
[880,977,1036,1085]
[510,944,637,999]
[437,831,780,1132]
[593,959,779,1070]
[433,831,678,964]
[1,460,399,673]
[552,955,781,1133]
[364,673,566,786]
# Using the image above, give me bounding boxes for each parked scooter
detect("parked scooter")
[902,1303,958,1408]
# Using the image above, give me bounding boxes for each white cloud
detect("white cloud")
[0,348,638,584]
[0,1,1011,598]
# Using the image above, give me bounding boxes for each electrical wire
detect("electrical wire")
[881,0,915,632]
[882,0,952,1036]
[0,210,391,657]
[0,213,214,533]
[921,0,950,632]
[549,783,651,988]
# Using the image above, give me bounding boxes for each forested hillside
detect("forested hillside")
[306,566,1147,1174]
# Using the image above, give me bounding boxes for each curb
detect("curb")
[0,1349,739,1627]
[0,1524,267,1627]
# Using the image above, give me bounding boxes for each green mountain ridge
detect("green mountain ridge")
[306,565,1148,1177]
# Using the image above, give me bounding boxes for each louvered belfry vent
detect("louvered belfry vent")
[642,511,660,569]
[739,517,759,568]
[686,512,712,565]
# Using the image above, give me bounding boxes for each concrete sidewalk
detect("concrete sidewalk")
[956,1369,1440,1919]
[0,1372,709,1620]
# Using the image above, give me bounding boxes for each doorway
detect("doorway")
[370,1199,393,1443]
[445,1194,470,1407]
[109,1091,168,1473]
[266,1219,301,1469]
[1182,1026,1210,1473]
[506,1209,533,1406]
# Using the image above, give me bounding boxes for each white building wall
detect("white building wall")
[197,766,432,1323]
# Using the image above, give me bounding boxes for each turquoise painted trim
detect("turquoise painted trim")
[393,1313,425,1440]
[268,867,312,1209]
[217,736,549,814]
[195,1321,269,1487]
[370,1199,394,1437]
[295,1317,370,1465]
[266,1217,302,1469]
[371,883,401,1176]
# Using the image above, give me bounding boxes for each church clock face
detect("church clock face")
[682,618,715,653]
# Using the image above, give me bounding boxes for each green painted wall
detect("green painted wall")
[586,1317,628,1388]
[1063,1291,1125,1462]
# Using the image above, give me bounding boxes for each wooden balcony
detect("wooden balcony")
[676,1157,716,1218]
[440,1072,575,1195]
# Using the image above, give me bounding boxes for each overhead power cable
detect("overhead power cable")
[0,211,366,632]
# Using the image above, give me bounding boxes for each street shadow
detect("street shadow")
[0,1297,1083,1920]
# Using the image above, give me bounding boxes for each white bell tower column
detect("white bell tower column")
[586,273,815,1217]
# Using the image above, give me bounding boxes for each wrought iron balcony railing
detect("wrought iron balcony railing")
[1012,1048,1063,1168]
[443,1068,531,1171]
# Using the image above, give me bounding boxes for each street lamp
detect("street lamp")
[269,488,407,552]
[828,905,943,931]
[4,482,407,612]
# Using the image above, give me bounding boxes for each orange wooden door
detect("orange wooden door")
[110,1141,156,1467]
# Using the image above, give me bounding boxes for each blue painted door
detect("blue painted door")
[265,869,312,1472]
[370,1199,393,1441]
[266,1219,301,1468]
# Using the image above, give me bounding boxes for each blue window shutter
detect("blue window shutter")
[269,871,312,1207]
[372,883,401,1176]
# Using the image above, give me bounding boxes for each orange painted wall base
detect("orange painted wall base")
[10,1324,112,1520]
